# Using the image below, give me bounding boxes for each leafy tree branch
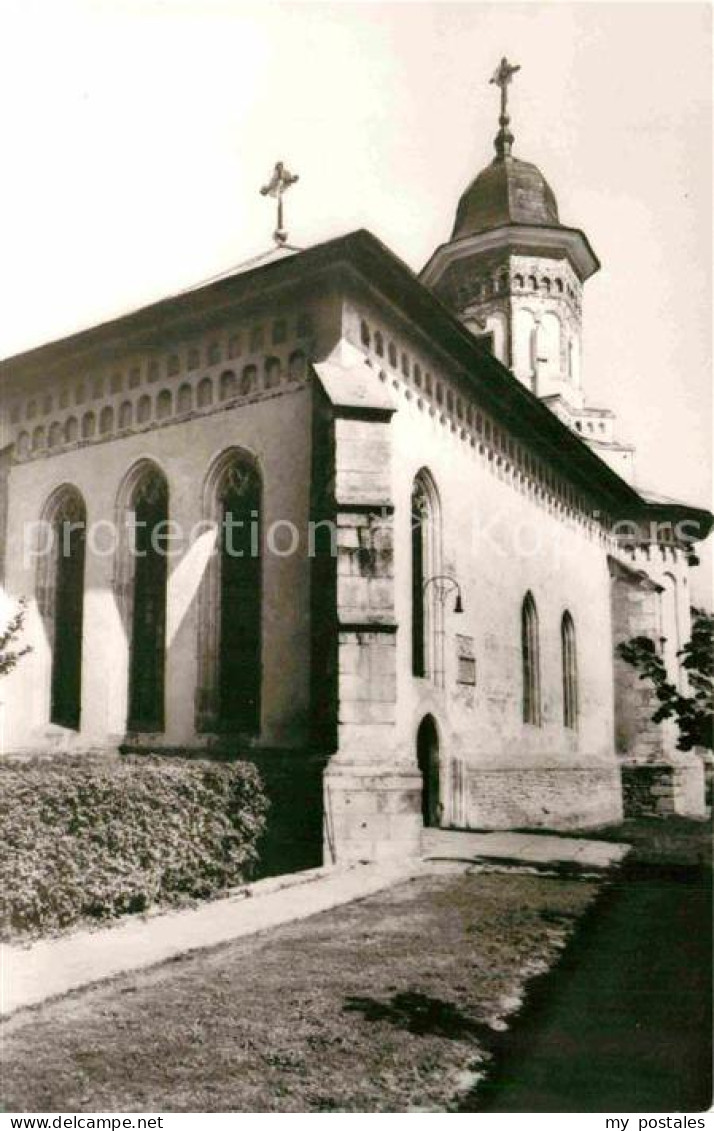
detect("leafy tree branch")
[617,608,713,752]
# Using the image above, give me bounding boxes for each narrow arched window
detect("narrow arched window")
[412,480,427,678]
[37,486,87,730]
[156,389,172,419]
[137,396,152,424]
[220,370,238,400]
[288,350,306,382]
[196,450,262,735]
[177,383,193,414]
[197,377,213,408]
[264,356,281,389]
[411,470,441,682]
[240,365,256,395]
[218,458,261,731]
[561,611,578,729]
[522,591,541,725]
[127,465,169,732]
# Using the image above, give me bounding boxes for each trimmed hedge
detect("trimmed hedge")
[0,754,269,939]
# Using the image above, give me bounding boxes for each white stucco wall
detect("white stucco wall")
[2,346,315,754]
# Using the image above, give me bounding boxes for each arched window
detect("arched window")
[48,422,63,448]
[360,320,370,347]
[522,592,541,725]
[264,357,281,389]
[539,312,562,378]
[374,331,384,358]
[124,464,169,732]
[156,389,172,419]
[118,401,133,430]
[177,383,193,414]
[37,485,87,730]
[661,573,681,685]
[561,611,578,729]
[240,365,256,395]
[288,350,306,382]
[411,470,442,682]
[514,308,537,378]
[197,377,213,408]
[99,406,114,435]
[137,396,152,424]
[220,370,237,400]
[32,425,46,450]
[196,450,262,734]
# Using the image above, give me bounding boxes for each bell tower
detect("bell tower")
[421,58,636,483]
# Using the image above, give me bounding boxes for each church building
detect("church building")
[0,62,710,867]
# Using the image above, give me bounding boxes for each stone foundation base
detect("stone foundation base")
[323,764,423,864]
[621,758,707,819]
[461,766,624,830]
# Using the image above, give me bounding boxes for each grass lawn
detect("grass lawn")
[540,815,712,868]
[2,869,599,1113]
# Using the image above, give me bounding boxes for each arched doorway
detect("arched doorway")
[417,714,440,827]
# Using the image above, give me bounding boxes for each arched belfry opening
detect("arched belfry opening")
[126,465,169,732]
[417,714,441,827]
[196,448,262,734]
[37,485,87,730]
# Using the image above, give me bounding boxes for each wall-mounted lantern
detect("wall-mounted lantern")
[423,574,464,614]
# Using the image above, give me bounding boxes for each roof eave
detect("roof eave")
[420,223,600,288]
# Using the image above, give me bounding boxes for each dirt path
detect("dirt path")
[466,864,712,1113]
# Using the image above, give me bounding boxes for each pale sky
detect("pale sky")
[1,0,711,594]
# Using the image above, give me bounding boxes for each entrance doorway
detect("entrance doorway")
[417,714,440,827]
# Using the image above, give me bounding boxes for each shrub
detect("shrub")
[0,754,269,939]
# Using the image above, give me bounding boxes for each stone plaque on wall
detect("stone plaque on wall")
[456,634,476,685]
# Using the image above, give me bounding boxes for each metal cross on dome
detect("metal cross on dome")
[490,56,521,121]
[260,161,299,247]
